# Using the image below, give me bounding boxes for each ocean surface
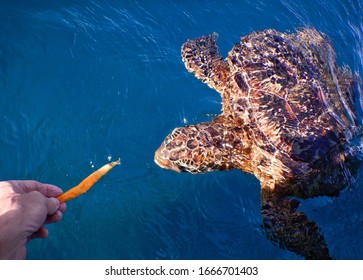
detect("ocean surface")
[0,0,362,260]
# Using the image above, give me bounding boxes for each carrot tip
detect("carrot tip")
[111,158,121,166]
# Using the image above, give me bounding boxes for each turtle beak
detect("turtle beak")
[154,146,181,173]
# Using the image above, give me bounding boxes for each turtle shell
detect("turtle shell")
[224,28,357,166]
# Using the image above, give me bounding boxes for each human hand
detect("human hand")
[0,180,66,259]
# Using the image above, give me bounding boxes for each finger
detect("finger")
[30,226,49,240]
[9,180,64,197]
[45,210,63,224]
[46,197,60,215]
[40,183,64,198]
[58,202,67,213]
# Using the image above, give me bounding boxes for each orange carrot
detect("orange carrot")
[57,159,120,203]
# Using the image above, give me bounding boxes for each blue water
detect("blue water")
[0,0,362,260]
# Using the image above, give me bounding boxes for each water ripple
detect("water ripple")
[2,0,361,260]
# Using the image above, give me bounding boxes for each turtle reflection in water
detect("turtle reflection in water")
[154,28,362,259]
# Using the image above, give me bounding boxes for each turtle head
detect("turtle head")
[154,123,237,174]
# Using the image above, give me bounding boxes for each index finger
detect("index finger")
[8,180,64,198]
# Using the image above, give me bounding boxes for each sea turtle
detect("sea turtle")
[154,28,362,259]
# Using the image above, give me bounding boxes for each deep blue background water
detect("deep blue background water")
[0,0,362,260]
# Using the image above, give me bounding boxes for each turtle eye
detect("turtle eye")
[180,158,196,169]
[186,159,194,166]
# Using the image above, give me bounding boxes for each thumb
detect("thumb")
[46,197,60,215]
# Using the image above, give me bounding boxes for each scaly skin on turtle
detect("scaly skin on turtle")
[154,28,362,259]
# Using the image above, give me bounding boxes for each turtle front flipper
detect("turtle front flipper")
[261,188,332,259]
[181,34,230,94]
